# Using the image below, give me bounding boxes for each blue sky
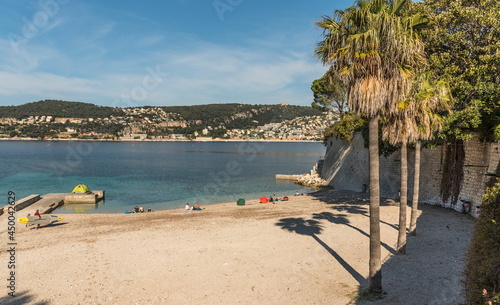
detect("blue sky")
[0,0,350,107]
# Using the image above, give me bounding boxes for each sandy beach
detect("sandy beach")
[1,189,474,305]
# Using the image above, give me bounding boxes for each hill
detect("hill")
[160,104,323,135]
[0,100,329,139]
[0,100,124,119]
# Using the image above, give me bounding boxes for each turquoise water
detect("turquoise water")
[0,141,325,213]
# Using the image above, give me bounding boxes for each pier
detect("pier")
[22,193,66,214]
[275,174,303,181]
[0,191,105,220]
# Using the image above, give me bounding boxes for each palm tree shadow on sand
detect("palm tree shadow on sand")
[275,217,366,286]
[310,189,400,231]
[0,291,50,305]
[312,212,396,255]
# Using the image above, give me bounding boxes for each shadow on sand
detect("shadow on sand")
[311,189,399,231]
[312,212,396,255]
[25,222,68,230]
[275,217,366,286]
[348,204,474,305]
[277,189,473,304]
[275,190,398,290]
[0,291,50,305]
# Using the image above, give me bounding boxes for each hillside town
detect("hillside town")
[0,106,338,141]
[224,113,337,141]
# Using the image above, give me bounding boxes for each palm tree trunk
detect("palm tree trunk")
[397,140,408,254]
[409,141,421,236]
[368,115,382,292]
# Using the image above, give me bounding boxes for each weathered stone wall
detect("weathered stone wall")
[0,194,41,216]
[322,133,499,216]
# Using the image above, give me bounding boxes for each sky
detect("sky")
[0,0,351,108]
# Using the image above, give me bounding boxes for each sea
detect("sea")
[0,141,326,213]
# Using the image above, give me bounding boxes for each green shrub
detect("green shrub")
[323,112,366,142]
[465,179,500,304]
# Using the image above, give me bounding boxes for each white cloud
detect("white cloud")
[0,36,327,106]
[95,22,115,37]
[149,41,325,104]
[138,35,164,47]
[43,17,65,32]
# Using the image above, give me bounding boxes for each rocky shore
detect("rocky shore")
[295,161,328,188]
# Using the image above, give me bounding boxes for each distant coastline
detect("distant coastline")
[0,138,323,143]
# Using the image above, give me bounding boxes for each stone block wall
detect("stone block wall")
[322,133,499,216]
[0,194,41,216]
[64,193,98,204]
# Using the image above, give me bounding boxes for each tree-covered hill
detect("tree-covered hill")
[162,103,323,131]
[0,100,326,139]
[0,101,322,127]
[0,100,124,119]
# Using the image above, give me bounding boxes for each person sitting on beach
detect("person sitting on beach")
[269,196,273,202]
[185,203,192,211]
[134,206,139,213]
[34,209,42,219]
[274,198,278,202]
[139,205,144,213]
[193,203,202,211]
[295,191,300,196]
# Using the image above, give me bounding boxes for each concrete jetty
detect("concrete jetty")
[23,193,66,215]
[0,192,104,233]
[275,174,303,181]
[0,191,105,218]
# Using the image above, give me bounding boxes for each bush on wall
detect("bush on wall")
[465,179,500,304]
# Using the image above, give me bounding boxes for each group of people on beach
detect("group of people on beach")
[25,210,42,229]
[258,191,305,204]
[185,203,203,211]
[133,206,152,213]
[261,194,289,204]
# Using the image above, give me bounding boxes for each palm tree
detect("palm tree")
[382,72,451,252]
[316,0,426,292]
[381,101,419,255]
[408,73,452,236]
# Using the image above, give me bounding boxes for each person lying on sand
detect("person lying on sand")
[193,204,202,211]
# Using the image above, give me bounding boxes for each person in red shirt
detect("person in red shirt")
[34,209,42,219]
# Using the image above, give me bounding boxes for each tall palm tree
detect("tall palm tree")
[382,100,419,255]
[382,72,451,253]
[316,0,426,292]
[408,73,452,236]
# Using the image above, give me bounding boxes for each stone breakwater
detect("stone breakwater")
[295,172,328,189]
[276,161,328,189]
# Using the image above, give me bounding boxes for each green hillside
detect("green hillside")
[0,100,124,119]
[162,103,323,132]
[0,100,325,139]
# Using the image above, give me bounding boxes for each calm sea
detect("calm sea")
[0,141,325,213]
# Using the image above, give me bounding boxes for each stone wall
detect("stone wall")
[0,194,41,216]
[321,133,499,216]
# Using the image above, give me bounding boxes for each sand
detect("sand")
[0,189,474,305]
